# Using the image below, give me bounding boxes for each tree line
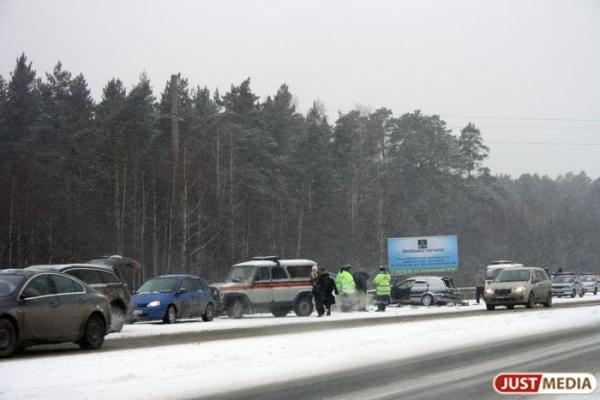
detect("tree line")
[1,54,599,285]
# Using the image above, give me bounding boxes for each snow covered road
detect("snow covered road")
[1,302,600,400]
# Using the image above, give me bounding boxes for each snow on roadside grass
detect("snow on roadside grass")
[2,305,600,400]
[107,294,600,340]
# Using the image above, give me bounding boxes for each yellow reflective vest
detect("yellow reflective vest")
[373,272,391,295]
[335,270,356,295]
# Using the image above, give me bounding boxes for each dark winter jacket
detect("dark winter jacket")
[315,273,338,305]
[353,271,369,292]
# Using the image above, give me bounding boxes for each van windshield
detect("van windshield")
[485,268,504,280]
[228,266,254,283]
[496,270,530,282]
[580,275,596,283]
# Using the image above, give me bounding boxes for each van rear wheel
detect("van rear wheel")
[421,295,434,306]
[227,299,244,319]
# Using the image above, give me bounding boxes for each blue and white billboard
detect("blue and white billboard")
[387,235,459,274]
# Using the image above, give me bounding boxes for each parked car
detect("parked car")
[216,256,316,318]
[484,260,524,285]
[390,276,462,306]
[27,263,132,332]
[0,269,111,358]
[579,273,599,295]
[131,275,217,324]
[484,267,552,310]
[552,272,583,298]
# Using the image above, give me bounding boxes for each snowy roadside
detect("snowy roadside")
[107,294,600,340]
[2,305,599,400]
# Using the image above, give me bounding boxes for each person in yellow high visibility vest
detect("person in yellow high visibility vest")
[373,266,391,312]
[335,265,357,312]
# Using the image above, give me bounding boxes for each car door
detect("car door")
[49,274,88,341]
[252,267,273,306]
[410,280,428,303]
[271,266,289,304]
[178,279,194,317]
[393,280,414,303]
[189,278,209,317]
[19,274,62,342]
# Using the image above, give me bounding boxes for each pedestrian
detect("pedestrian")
[353,266,369,311]
[336,265,357,312]
[474,269,485,304]
[315,268,338,316]
[311,265,319,309]
[373,266,391,312]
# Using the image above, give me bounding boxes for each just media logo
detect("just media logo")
[418,239,428,249]
[493,373,597,395]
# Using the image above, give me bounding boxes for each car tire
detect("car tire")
[294,297,314,317]
[79,314,106,350]
[163,305,177,324]
[579,290,585,298]
[595,287,598,295]
[227,299,244,319]
[544,292,553,307]
[421,294,434,306]
[109,303,126,332]
[571,289,576,298]
[0,318,20,358]
[202,303,215,322]
[271,307,289,317]
[526,293,535,309]
[507,304,515,310]
[486,304,495,311]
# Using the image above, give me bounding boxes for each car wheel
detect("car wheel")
[163,305,177,324]
[0,318,20,358]
[79,314,106,350]
[271,307,289,317]
[486,304,495,311]
[571,289,576,298]
[595,287,598,295]
[526,293,535,309]
[227,299,244,319]
[202,303,215,322]
[507,304,515,309]
[421,294,434,306]
[544,292,553,307]
[294,297,314,317]
[579,289,585,298]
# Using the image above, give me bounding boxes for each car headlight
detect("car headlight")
[147,300,161,307]
[514,286,526,294]
[485,288,494,294]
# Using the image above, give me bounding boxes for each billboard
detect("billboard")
[387,235,459,274]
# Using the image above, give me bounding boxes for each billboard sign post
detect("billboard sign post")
[387,235,459,275]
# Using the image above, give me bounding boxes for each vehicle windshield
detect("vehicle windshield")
[0,275,25,297]
[227,266,254,283]
[485,268,504,280]
[553,275,576,284]
[495,269,530,282]
[580,275,597,283]
[137,278,178,293]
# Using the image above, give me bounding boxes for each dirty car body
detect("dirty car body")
[391,276,462,306]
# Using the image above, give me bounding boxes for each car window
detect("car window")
[22,275,54,298]
[138,278,178,293]
[397,280,414,290]
[51,274,84,294]
[180,279,192,291]
[271,266,288,280]
[413,280,427,290]
[254,267,271,282]
[535,271,546,281]
[67,269,104,285]
[99,270,120,284]
[287,265,312,279]
[190,279,205,292]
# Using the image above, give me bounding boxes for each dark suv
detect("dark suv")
[391,276,463,306]
[26,263,132,332]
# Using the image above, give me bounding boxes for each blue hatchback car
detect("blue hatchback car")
[131,275,217,324]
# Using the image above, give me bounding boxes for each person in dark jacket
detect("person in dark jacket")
[315,268,339,317]
[353,266,369,311]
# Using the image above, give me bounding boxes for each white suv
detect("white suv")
[216,257,316,318]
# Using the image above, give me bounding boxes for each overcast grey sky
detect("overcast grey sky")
[1,0,599,178]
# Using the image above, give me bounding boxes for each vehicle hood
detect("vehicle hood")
[132,292,174,306]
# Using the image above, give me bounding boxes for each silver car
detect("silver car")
[552,273,583,298]
[579,273,599,295]
[484,267,552,310]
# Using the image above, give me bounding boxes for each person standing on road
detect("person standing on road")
[336,265,357,312]
[474,270,485,304]
[373,267,391,312]
[353,266,369,311]
[315,268,338,316]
